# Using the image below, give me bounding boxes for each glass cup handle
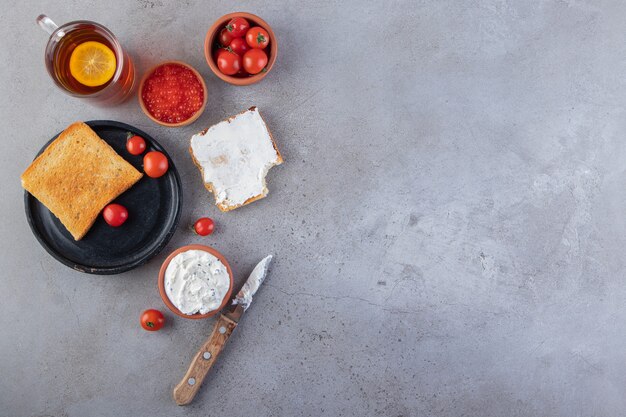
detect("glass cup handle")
[36,14,59,35]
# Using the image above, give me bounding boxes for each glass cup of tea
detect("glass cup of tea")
[36,15,136,106]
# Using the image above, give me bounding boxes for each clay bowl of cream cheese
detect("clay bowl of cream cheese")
[158,244,233,319]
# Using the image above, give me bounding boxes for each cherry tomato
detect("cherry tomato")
[103,203,128,227]
[217,49,242,75]
[140,309,164,331]
[226,17,250,37]
[218,28,233,47]
[245,27,270,49]
[194,217,215,236]
[126,133,146,155]
[229,37,250,56]
[143,151,169,178]
[243,49,268,75]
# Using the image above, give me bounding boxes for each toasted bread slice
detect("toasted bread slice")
[21,122,143,240]
[189,107,283,212]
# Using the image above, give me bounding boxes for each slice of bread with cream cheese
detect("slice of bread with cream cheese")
[189,107,283,212]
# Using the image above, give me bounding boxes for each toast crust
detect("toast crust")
[189,106,283,212]
[21,122,143,239]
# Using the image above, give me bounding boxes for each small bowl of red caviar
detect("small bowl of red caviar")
[138,61,207,127]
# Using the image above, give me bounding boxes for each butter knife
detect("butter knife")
[173,255,273,405]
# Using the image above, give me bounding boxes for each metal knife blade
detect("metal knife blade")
[232,255,273,311]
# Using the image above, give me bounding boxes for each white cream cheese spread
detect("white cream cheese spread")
[164,249,230,315]
[190,107,280,207]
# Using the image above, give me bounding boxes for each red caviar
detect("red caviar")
[141,63,204,124]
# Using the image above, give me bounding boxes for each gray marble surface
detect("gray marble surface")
[2,1,625,416]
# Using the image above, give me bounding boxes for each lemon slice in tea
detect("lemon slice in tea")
[69,41,117,87]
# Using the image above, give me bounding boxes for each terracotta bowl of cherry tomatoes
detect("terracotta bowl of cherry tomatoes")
[205,12,277,85]
[138,60,207,127]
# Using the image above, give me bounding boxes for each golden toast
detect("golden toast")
[21,122,143,240]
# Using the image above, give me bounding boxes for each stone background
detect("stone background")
[1,0,625,416]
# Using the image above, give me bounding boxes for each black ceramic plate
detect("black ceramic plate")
[24,120,182,275]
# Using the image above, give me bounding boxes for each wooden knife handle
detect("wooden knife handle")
[173,314,238,405]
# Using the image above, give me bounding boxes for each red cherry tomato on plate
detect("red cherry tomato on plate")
[218,28,234,47]
[103,204,128,227]
[126,133,146,155]
[194,217,215,236]
[226,17,250,37]
[216,49,242,75]
[245,27,270,49]
[143,151,169,178]
[229,37,250,56]
[243,49,268,74]
[141,309,165,331]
